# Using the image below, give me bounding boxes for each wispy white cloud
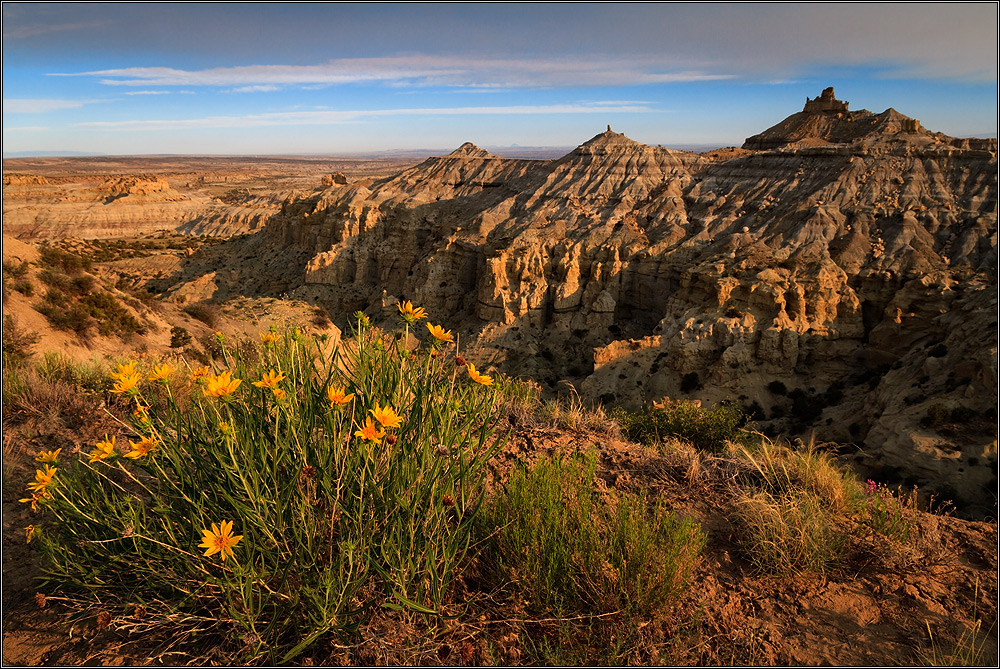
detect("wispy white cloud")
[124,90,173,96]
[52,55,735,90]
[3,126,49,131]
[77,102,656,131]
[2,98,110,113]
[226,85,281,93]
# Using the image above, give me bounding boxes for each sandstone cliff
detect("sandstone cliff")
[156,97,997,513]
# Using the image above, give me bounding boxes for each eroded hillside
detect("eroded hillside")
[149,95,998,513]
[6,93,997,514]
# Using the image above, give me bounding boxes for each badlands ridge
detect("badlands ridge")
[3,89,997,513]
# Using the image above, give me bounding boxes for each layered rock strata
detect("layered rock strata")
[162,98,996,512]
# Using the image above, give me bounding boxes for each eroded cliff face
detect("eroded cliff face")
[165,112,996,511]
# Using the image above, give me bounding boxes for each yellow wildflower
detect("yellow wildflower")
[125,437,158,459]
[219,421,230,434]
[189,366,210,382]
[203,371,241,398]
[398,300,428,322]
[198,520,243,562]
[426,323,454,343]
[89,435,117,462]
[149,363,174,382]
[27,465,57,494]
[271,387,287,401]
[252,369,286,389]
[110,361,138,381]
[25,525,36,544]
[260,332,281,345]
[110,371,142,395]
[467,363,494,386]
[354,416,386,443]
[35,448,61,464]
[327,386,355,407]
[370,403,403,429]
[20,490,51,512]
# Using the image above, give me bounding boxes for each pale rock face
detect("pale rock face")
[158,112,996,510]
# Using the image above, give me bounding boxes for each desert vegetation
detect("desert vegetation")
[6,297,993,666]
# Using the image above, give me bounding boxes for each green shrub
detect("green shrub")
[38,246,91,274]
[25,314,508,663]
[10,279,35,296]
[611,400,749,453]
[479,451,705,616]
[39,268,73,292]
[2,315,40,364]
[3,258,30,278]
[169,325,193,348]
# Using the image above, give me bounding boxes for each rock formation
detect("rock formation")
[146,93,1000,513]
[2,173,281,238]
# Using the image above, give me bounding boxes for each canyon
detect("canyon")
[4,90,997,514]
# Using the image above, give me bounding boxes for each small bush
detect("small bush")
[311,306,331,328]
[10,279,35,296]
[38,268,73,292]
[479,451,705,615]
[169,325,193,348]
[38,246,91,274]
[3,259,30,278]
[921,404,949,429]
[612,400,749,453]
[183,301,220,327]
[859,480,918,544]
[2,315,41,364]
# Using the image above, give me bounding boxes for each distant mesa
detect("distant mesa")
[743,87,930,151]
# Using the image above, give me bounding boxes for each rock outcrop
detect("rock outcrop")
[159,93,999,513]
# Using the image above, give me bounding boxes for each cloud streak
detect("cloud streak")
[77,102,656,131]
[55,55,735,90]
[3,98,110,114]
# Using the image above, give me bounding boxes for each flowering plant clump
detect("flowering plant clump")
[28,312,510,664]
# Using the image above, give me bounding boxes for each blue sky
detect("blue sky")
[2,2,997,156]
